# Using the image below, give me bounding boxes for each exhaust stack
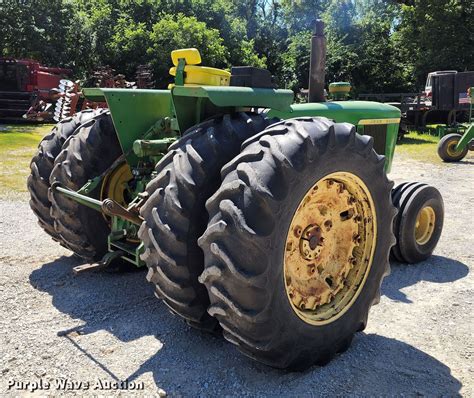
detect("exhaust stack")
[308,19,326,103]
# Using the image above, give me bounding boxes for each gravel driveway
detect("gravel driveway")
[1,152,473,397]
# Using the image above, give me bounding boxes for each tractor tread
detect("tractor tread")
[138,113,275,331]
[199,117,396,369]
[49,111,122,260]
[27,109,106,242]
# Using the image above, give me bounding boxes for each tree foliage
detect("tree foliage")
[393,0,474,87]
[0,0,472,92]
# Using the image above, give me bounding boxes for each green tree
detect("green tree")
[0,0,75,65]
[280,31,311,91]
[393,0,474,88]
[148,14,228,87]
[1,0,471,94]
[107,17,151,78]
[281,0,329,34]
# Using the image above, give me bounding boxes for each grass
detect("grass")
[0,124,465,198]
[395,131,440,162]
[0,123,53,196]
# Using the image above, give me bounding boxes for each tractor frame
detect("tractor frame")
[54,78,400,270]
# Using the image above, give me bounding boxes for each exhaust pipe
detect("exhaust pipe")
[308,19,326,103]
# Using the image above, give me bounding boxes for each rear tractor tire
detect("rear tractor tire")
[437,133,468,162]
[28,109,107,243]
[391,182,444,264]
[198,117,396,369]
[49,112,125,260]
[138,113,276,331]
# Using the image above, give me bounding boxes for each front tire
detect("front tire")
[391,182,427,262]
[398,185,444,263]
[198,118,396,369]
[391,182,444,263]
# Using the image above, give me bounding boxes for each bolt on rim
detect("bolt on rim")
[414,206,436,245]
[284,172,377,325]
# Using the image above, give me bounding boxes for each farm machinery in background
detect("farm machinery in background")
[50,64,156,123]
[0,58,71,122]
[359,70,474,139]
[437,86,474,162]
[0,58,155,123]
[28,20,445,370]
[52,64,156,122]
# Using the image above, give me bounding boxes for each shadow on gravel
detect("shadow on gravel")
[131,333,462,397]
[29,255,156,342]
[384,255,469,303]
[29,255,463,396]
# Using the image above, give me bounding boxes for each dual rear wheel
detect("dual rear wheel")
[28,113,441,369]
[140,117,396,368]
[29,110,133,261]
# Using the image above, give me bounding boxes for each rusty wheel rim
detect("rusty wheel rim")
[284,172,377,325]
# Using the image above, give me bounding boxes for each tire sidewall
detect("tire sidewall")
[398,186,444,263]
[439,134,467,162]
[264,142,392,353]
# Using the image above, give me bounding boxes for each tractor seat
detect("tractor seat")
[169,65,230,86]
[169,48,230,87]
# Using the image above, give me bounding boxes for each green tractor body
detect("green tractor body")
[64,81,400,268]
[29,21,445,370]
[84,85,400,170]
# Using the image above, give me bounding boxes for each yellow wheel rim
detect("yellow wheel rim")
[415,206,435,245]
[100,162,133,207]
[284,172,377,325]
[100,162,136,241]
[446,140,461,157]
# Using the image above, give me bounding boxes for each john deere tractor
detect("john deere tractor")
[28,21,444,369]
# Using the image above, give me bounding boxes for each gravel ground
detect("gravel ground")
[0,151,473,397]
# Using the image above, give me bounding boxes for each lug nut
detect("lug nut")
[324,220,332,231]
[352,233,361,244]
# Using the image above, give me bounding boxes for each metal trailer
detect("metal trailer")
[359,71,474,135]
